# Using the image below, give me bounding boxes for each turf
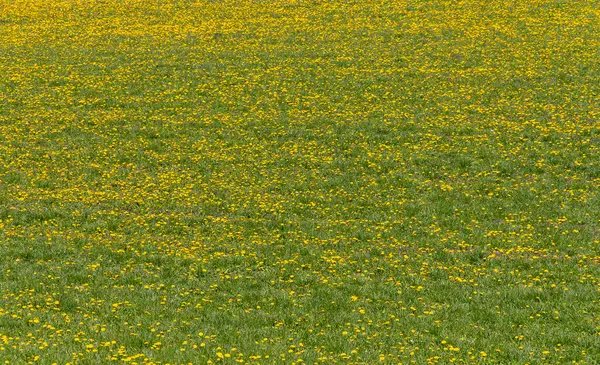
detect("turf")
[0,0,599,364]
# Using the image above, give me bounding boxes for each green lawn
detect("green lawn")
[0,0,599,363]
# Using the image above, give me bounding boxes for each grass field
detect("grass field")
[1,0,600,363]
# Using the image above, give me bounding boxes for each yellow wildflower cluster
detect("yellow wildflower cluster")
[1,0,599,363]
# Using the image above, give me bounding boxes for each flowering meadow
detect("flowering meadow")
[1,0,599,364]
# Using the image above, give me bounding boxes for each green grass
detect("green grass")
[1,0,600,363]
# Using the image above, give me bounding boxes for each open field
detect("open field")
[1,0,600,363]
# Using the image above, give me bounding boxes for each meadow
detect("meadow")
[1,0,599,363]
